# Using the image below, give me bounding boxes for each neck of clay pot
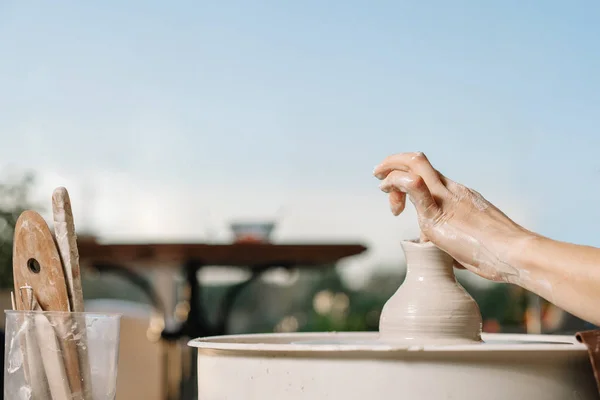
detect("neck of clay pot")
[400,240,456,282]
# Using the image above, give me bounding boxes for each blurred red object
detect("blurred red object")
[234,234,266,243]
[230,221,275,243]
[483,319,501,333]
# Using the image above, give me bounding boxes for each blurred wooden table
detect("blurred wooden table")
[78,241,366,267]
[78,240,367,400]
[79,241,367,336]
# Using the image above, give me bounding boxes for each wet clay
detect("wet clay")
[378,240,483,344]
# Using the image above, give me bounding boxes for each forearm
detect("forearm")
[511,233,600,326]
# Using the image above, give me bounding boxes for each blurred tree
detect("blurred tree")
[459,278,527,332]
[298,268,391,332]
[0,172,39,289]
[195,262,530,335]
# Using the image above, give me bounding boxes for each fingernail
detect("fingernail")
[373,165,384,179]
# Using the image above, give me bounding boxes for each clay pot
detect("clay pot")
[378,240,482,344]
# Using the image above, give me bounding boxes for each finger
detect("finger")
[379,170,412,194]
[419,231,430,243]
[374,152,437,182]
[388,190,406,216]
[374,152,446,193]
[379,170,439,220]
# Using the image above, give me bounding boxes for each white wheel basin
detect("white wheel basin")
[189,331,597,399]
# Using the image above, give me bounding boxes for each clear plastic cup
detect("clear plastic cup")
[4,311,121,400]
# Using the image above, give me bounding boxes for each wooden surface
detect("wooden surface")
[576,330,600,394]
[52,187,85,312]
[78,242,367,267]
[13,210,71,312]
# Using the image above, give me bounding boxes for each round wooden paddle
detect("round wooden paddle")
[12,210,70,312]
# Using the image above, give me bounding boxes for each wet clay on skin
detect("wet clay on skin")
[373,152,526,285]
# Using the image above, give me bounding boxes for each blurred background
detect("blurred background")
[1,0,599,398]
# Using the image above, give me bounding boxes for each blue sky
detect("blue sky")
[1,1,600,285]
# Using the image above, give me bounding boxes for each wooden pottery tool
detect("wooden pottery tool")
[52,186,93,397]
[13,208,86,399]
[52,187,85,312]
[12,210,70,312]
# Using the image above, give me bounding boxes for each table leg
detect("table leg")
[90,262,166,314]
[213,266,268,335]
[162,259,211,341]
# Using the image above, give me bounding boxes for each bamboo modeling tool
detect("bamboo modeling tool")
[52,187,85,312]
[12,187,91,400]
[52,187,93,396]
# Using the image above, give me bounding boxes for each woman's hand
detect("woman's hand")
[373,152,531,283]
[375,152,600,326]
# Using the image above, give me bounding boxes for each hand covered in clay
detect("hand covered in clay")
[374,152,529,283]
